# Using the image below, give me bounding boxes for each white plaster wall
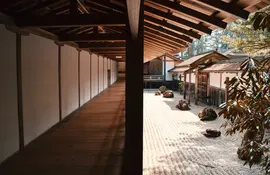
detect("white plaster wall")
[104,58,108,89]
[210,73,221,88]
[99,56,104,92]
[0,25,19,163]
[165,62,175,81]
[91,54,99,98]
[80,51,90,106]
[111,60,114,84]
[61,45,79,119]
[185,73,196,83]
[21,34,59,145]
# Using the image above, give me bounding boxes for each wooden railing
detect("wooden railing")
[144,75,164,81]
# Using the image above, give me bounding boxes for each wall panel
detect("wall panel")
[210,73,221,88]
[99,56,104,92]
[221,73,238,89]
[91,54,99,98]
[61,45,79,119]
[0,25,19,163]
[22,34,59,145]
[104,58,108,89]
[80,51,90,106]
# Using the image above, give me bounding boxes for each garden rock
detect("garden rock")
[176,100,190,111]
[163,90,174,98]
[198,108,218,121]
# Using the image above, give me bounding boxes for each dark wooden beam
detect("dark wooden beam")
[149,0,227,28]
[123,0,144,174]
[78,42,126,48]
[144,23,187,46]
[144,39,175,50]
[144,15,197,41]
[90,48,126,52]
[195,0,249,19]
[16,13,126,28]
[85,0,126,13]
[15,0,57,14]
[59,33,126,42]
[144,5,212,34]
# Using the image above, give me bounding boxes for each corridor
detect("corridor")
[0,80,125,175]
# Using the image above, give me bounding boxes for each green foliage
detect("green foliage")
[219,58,270,170]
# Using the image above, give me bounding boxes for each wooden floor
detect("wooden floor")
[0,80,125,175]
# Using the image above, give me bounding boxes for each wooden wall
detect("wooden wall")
[0,25,118,164]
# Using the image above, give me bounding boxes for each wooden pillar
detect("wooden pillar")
[77,49,81,107]
[16,34,24,151]
[183,73,186,99]
[188,69,191,103]
[225,77,229,104]
[206,73,210,104]
[195,68,199,105]
[163,54,166,81]
[55,41,64,121]
[123,0,144,174]
[219,72,222,105]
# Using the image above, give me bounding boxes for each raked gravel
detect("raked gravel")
[143,90,265,175]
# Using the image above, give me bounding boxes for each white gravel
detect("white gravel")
[143,90,265,175]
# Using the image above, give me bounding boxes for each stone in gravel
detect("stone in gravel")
[159,86,166,93]
[202,129,221,138]
[198,108,218,121]
[176,100,190,111]
[163,90,174,98]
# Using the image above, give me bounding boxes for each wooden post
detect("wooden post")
[123,0,144,174]
[225,77,229,104]
[163,54,166,81]
[16,34,24,151]
[188,69,191,103]
[219,72,222,105]
[183,73,186,99]
[195,68,199,105]
[206,73,210,104]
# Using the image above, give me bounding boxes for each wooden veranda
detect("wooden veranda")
[0,1,269,175]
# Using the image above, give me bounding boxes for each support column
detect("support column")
[163,54,166,82]
[123,0,144,174]
[195,68,199,105]
[183,73,186,99]
[188,69,191,103]
[16,34,24,150]
[206,73,210,105]
[225,77,229,104]
[219,72,222,105]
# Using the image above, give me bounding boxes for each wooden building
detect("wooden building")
[0,0,269,175]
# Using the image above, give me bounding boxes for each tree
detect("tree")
[219,5,270,173]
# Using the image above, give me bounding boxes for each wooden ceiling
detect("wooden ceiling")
[0,0,269,62]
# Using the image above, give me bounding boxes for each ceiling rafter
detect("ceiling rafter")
[59,33,126,42]
[15,13,126,28]
[145,15,197,41]
[144,5,211,34]
[148,0,227,28]
[194,0,249,19]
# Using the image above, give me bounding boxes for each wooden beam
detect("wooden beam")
[85,0,126,13]
[145,15,197,41]
[144,39,175,50]
[149,0,227,28]
[70,0,79,14]
[144,5,212,34]
[59,33,126,42]
[127,0,141,39]
[16,13,126,28]
[145,29,187,46]
[145,33,184,49]
[195,0,249,19]
[78,42,126,48]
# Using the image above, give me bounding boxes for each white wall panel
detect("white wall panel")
[104,58,108,89]
[61,45,79,119]
[0,25,19,163]
[99,56,104,92]
[80,51,90,106]
[185,73,196,83]
[22,34,59,145]
[210,73,221,88]
[91,54,99,97]
[165,62,175,81]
